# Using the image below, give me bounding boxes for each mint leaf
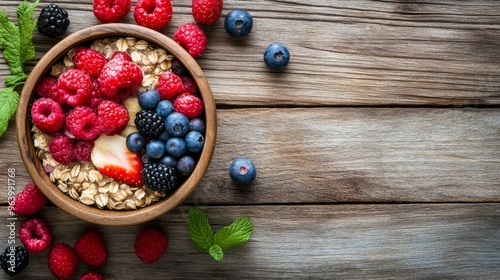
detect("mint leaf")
[0,88,19,136]
[5,73,28,87]
[209,244,224,262]
[188,207,215,252]
[0,9,23,76]
[213,217,253,251]
[17,0,38,64]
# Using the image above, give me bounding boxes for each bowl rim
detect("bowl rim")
[16,23,217,226]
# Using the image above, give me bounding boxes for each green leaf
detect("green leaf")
[209,244,224,262]
[0,9,23,76]
[17,0,38,64]
[213,217,253,251]
[188,207,215,252]
[5,73,28,87]
[0,87,20,137]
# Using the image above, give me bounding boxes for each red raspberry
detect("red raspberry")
[174,93,204,119]
[134,226,168,264]
[66,106,102,141]
[19,217,53,253]
[31,97,65,133]
[181,75,197,94]
[57,68,92,106]
[49,134,75,164]
[89,78,103,109]
[156,71,185,100]
[192,0,223,25]
[93,0,131,23]
[12,182,47,216]
[48,243,78,280]
[97,100,130,135]
[134,0,173,31]
[98,59,143,100]
[110,51,132,61]
[75,228,108,268]
[73,47,107,77]
[80,272,105,280]
[36,76,57,97]
[74,140,94,162]
[173,22,208,58]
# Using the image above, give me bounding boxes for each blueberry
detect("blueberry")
[156,100,174,119]
[189,118,206,133]
[224,9,253,37]
[157,130,170,143]
[138,89,161,110]
[229,157,256,186]
[185,131,205,153]
[165,112,190,137]
[159,155,178,168]
[166,137,187,157]
[177,155,196,176]
[146,139,166,159]
[126,132,146,152]
[264,42,290,70]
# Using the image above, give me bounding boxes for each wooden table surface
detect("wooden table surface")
[1,0,500,279]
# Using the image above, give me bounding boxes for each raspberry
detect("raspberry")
[36,76,57,97]
[80,272,105,280]
[57,68,92,106]
[75,228,108,268]
[110,51,132,61]
[49,134,75,164]
[73,47,107,77]
[89,78,103,109]
[156,71,185,100]
[96,100,129,136]
[19,217,53,253]
[74,140,94,162]
[173,22,208,58]
[66,106,102,141]
[134,226,168,264]
[12,182,47,216]
[99,59,143,100]
[31,97,65,133]
[134,0,173,31]
[48,243,78,280]
[173,93,204,119]
[181,75,197,94]
[192,0,223,25]
[93,0,131,23]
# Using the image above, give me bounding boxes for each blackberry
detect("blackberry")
[134,110,165,138]
[37,4,70,38]
[142,162,178,193]
[0,246,29,276]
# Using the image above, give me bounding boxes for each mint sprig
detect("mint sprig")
[0,0,39,137]
[188,207,253,262]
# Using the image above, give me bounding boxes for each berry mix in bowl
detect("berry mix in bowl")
[16,24,216,226]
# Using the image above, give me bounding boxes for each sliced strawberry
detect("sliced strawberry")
[91,134,144,186]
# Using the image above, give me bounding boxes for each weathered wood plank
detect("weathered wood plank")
[0,204,499,279]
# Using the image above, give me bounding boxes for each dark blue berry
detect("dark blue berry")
[229,157,256,186]
[146,139,166,159]
[165,112,190,137]
[156,100,174,119]
[37,4,70,38]
[189,118,206,133]
[138,89,161,110]
[177,155,196,176]
[224,9,253,37]
[0,246,29,276]
[166,137,187,157]
[126,132,146,153]
[264,42,290,70]
[185,131,204,153]
[159,155,178,168]
[157,130,170,143]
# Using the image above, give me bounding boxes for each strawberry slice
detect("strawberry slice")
[91,134,144,186]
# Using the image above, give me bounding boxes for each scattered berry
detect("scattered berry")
[174,93,204,119]
[264,42,290,70]
[97,100,130,135]
[31,98,65,133]
[80,272,105,280]
[93,0,131,23]
[189,118,206,133]
[37,4,70,38]
[229,157,256,186]
[74,140,94,162]
[146,139,166,159]
[134,110,165,138]
[224,9,253,37]
[165,137,187,157]
[49,134,75,165]
[12,182,47,216]
[36,76,57,97]
[134,226,169,264]
[48,243,78,280]
[111,51,132,61]
[180,75,197,94]
[185,130,204,153]
[0,246,29,276]
[173,22,208,58]
[155,100,175,119]
[66,106,101,141]
[165,112,190,137]
[57,68,93,107]
[159,155,177,168]
[192,0,223,25]
[177,155,195,176]
[134,0,173,31]
[19,217,53,253]
[99,59,143,100]
[138,89,161,110]
[73,47,107,77]
[141,162,177,193]
[126,132,146,153]
[156,72,185,100]
[75,228,108,268]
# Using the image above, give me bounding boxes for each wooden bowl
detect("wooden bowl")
[16,24,216,226]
